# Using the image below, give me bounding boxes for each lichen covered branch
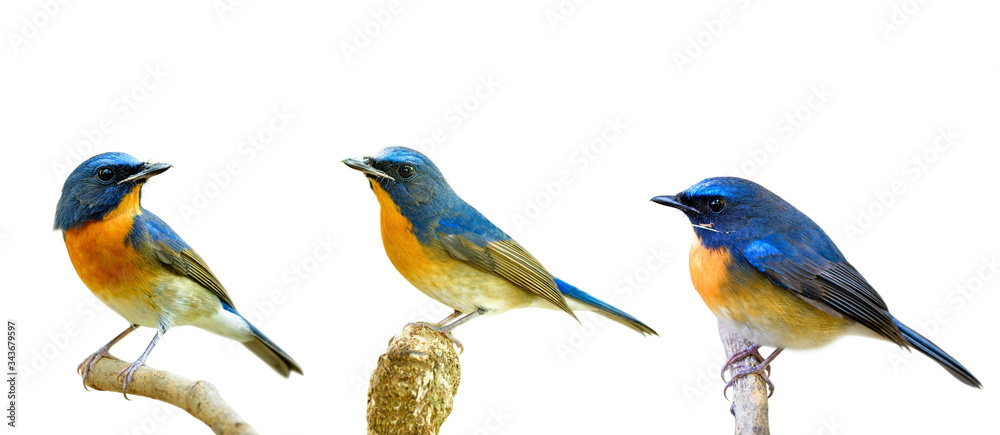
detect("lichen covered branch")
[367,324,462,435]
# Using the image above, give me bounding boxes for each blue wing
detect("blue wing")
[433,209,575,318]
[128,209,236,308]
[739,233,902,344]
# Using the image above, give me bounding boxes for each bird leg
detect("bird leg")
[409,308,485,354]
[438,308,485,331]
[435,309,463,325]
[116,326,165,399]
[78,325,136,390]
[407,310,459,334]
[409,309,461,329]
[724,347,784,399]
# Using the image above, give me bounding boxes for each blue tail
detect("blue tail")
[222,302,303,377]
[555,278,657,336]
[892,316,980,388]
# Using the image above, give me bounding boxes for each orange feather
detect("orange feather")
[63,187,158,311]
[370,180,449,285]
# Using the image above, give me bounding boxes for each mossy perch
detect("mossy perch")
[367,324,462,435]
[718,321,770,435]
[82,356,256,435]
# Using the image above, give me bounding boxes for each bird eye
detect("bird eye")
[708,198,726,213]
[96,167,114,182]
[398,164,415,179]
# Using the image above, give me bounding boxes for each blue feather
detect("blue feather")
[555,278,657,335]
[54,152,144,230]
[892,316,981,387]
[127,210,192,251]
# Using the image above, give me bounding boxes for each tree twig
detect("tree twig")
[367,324,462,435]
[82,356,257,435]
[718,321,770,435]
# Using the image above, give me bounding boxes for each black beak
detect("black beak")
[342,156,395,181]
[119,162,172,185]
[651,195,700,214]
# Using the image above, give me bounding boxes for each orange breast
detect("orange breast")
[370,180,446,284]
[62,188,157,309]
[688,241,733,313]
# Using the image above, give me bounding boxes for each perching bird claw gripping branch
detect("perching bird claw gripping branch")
[718,321,771,435]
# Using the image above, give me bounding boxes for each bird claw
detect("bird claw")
[116,359,146,400]
[722,345,782,399]
[77,347,112,391]
[723,361,775,400]
[720,345,768,382]
[408,322,465,354]
[439,330,464,355]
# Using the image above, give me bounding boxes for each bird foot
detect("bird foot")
[723,361,775,400]
[77,347,113,390]
[115,357,148,399]
[721,344,770,382]
[408,322,465,354]
[77,326,136,391]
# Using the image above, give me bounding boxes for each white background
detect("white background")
[2,1,999,433]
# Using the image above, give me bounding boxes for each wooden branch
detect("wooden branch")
[367,324,462,435]
[82,356,256,435]
[718,321,770,435]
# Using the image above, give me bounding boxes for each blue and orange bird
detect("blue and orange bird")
[343,147,656,346]
[55,152,302,396]
[652,177,981,395]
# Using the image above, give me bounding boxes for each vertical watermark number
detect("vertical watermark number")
[6,320,16,428]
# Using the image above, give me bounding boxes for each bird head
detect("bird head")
[342,146,456,212]
[54,152,171,231]
[652,177,796,246]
